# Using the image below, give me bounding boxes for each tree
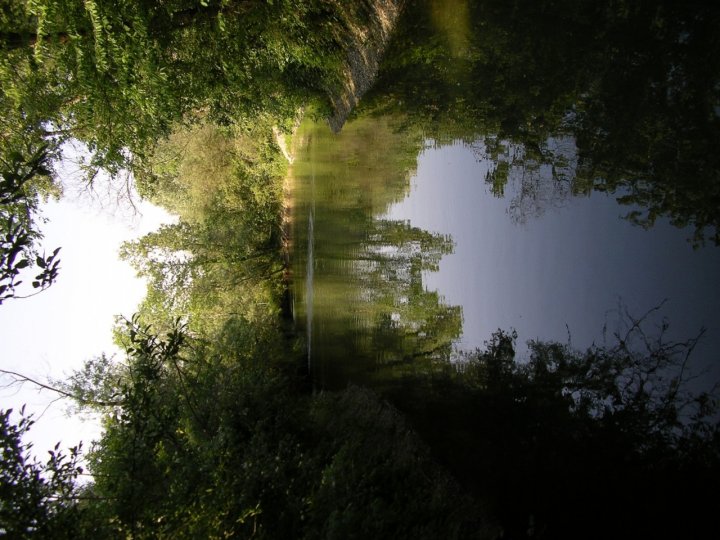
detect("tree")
[0,407,82,538]
[61,315,493,539]
[389,310,720,539]
[0,142,60,304]
[361,0,720,243]
[118,118,291,346]
[360,219,462,364]
[0,0,370,187]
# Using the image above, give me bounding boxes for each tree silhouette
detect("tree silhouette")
[361,0,720,243]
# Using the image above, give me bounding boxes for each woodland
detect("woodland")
[2,1,719,538]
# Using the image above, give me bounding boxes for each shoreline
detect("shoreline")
[277,116,302,321]
[327,0,406,132]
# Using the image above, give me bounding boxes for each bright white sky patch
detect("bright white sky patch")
[0,151,173,460]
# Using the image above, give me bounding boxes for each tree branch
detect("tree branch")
[0,368,122,407]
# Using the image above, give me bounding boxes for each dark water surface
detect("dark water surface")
[291,0,720,392]
[291,120,720,392]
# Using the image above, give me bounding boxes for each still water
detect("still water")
[291,118,720,391]
[291,0,720,393]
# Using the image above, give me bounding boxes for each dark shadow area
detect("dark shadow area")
[362,0,720,245]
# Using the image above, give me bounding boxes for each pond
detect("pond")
[290,0,720,394]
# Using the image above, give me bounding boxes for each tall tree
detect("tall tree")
[0,142,60,304]
[0,407,83,538]
[362,0,720,243]
[0,0,365,180]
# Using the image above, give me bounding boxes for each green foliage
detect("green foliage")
[69,306,719,538]
[0,142,61,304]
[17,310,718,538]
[136,120,286,228]
[362,0,720,243]
[306,387,492,540]
[389,318,720,539]
[54,354,123,409]
[5,2,719,537]
[84,317,192,536]
[0,0,374,185]
[73,316,493,539]
[124,119,287,339]
[0,407,82,538]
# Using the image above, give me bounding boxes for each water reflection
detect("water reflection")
[362,0,720,245]
[292,118,462,388]
[290,112,720,537]
[292,0,720,390]
[389,140,720,379]
[290,2,720,536]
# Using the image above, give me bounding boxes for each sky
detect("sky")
[386,141,720,390]
[0,155,173,460]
